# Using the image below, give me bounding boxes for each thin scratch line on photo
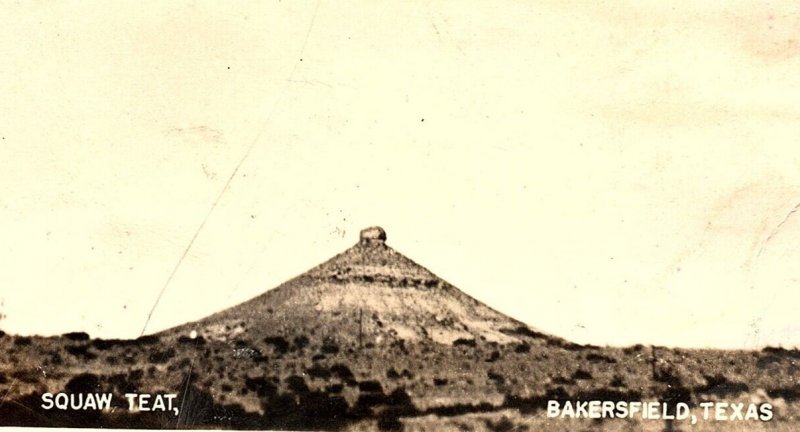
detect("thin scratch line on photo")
[139,0,323,336]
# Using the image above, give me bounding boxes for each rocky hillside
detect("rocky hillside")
[0,227,798,430]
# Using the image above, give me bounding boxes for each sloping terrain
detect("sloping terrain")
[0,227,798,430]
[165,226,560,350]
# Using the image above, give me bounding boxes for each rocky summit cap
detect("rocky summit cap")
[359,226,387,244]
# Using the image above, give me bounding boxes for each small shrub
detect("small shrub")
[264,336,289,354]
[49,351,63,365]
[13,337,31,346]
[307,364,331,379]
[66,345,97,360]
[66,373,100,393]
[293,335,309,349]
[488,371,505,385]
[358,380,383,393]
[453,338,476,347]
[286,375,309,393]
[326,383,343,393]
[245,376,276,397]
[572,369,593,380]
[148,348,176,364]
[330,364,354,379]
[63,332,90,341]
[586,353,617,364]
[136,335,160,345]
[623,344,645,354]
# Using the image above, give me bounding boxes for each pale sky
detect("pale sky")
[1,1,799,349]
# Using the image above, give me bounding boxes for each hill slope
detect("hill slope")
[162,226,557,349]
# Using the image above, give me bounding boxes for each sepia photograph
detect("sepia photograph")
[1,1,799,431]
